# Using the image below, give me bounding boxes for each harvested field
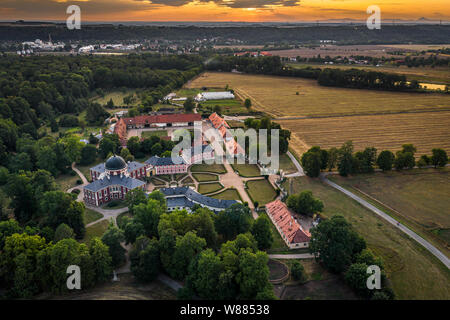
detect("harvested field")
[278,111,450,156]
[187,72,450,118]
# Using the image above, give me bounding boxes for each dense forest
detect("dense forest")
[1,24,449,44]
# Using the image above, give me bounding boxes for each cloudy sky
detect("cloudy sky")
[1,0,448,22]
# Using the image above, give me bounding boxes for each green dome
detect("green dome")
[105,155,126,171]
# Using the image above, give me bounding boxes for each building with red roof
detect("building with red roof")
[265,199,311,249]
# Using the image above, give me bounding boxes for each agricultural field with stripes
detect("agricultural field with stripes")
[188,72,450,157]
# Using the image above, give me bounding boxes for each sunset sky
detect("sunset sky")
[1,0,449,22]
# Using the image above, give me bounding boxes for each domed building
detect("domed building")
[83,155,146,207]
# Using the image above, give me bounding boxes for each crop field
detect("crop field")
[187,72,450,118]
[330,168,450,257]
[288,63,450,85]
[283,176,450,300]
[278,111,450,156]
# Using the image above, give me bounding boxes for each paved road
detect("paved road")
[268,253,314,259]
[284,151,305,178]
[321,174,450,269]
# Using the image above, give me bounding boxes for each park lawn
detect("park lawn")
[198,183,223,195]
[81,220,110,244]
[190,164,227,174]
[231,163,262,177]
[329,168,450,257]
[92,89,140,107]
[200,99,248,115]
[283,176,450,300]
[141,130,169,139]
[259,212,289,253]
[211,188,242,202]
[192,173,219,182]
[246,179,277,206]
[150,177,167,186]
[78,158,103,182]
[156,175,172,182]
[83,209,103,225]
[174,174,188,182]
[55,173,80,191]
[180,176,194,185]
[279,153,297,174]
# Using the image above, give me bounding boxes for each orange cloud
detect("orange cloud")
[0,0,448,21]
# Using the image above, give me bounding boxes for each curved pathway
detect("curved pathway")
[320,173,450,269]
[284,151,305,178]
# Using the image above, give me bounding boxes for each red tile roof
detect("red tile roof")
[266,200,311,245]
[114,118,128,145]
[123,113,201,126]
[209,112,230,129]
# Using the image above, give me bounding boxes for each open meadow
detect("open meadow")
[283,176,450,300]
[330,168,450,257]
[187,72,450,118]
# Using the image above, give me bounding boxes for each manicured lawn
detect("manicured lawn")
[329,168,450,257]
[174,174,188,182]
[283,176,450,300]
[190,164,227,174]
[141,130,169,139]
[198,183,223,195]
[156,175,172,182]
[192,173,219,182]
[211,188,242,201]
[231,164,262,177]
[180,176,194,185]
[150,177,167,186]
[83,209,103,225]
[246,179,277,206]
[279,153,297,174]
[81,220,110,244]
[200,99,247,115]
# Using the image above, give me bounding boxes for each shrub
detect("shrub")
[291,261,307,282]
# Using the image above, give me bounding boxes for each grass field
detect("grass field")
[259,212,289,253]
[279,154,297,174]
[187,72,450,118]
[246,179,277,206]
[283,176,450,300]
[330,168,450,257]
[93,89,140,107]
[81,220,109,244]
[200,99,248,115]
[141,130,169,139]
[190,164,227,174]
[231,163,262,177]
[83,209,103,225]
[55,173,79,191]
[192,173,219,182]
[278,111,450,157]
[198,183,223,195]
[211,188,242,201]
